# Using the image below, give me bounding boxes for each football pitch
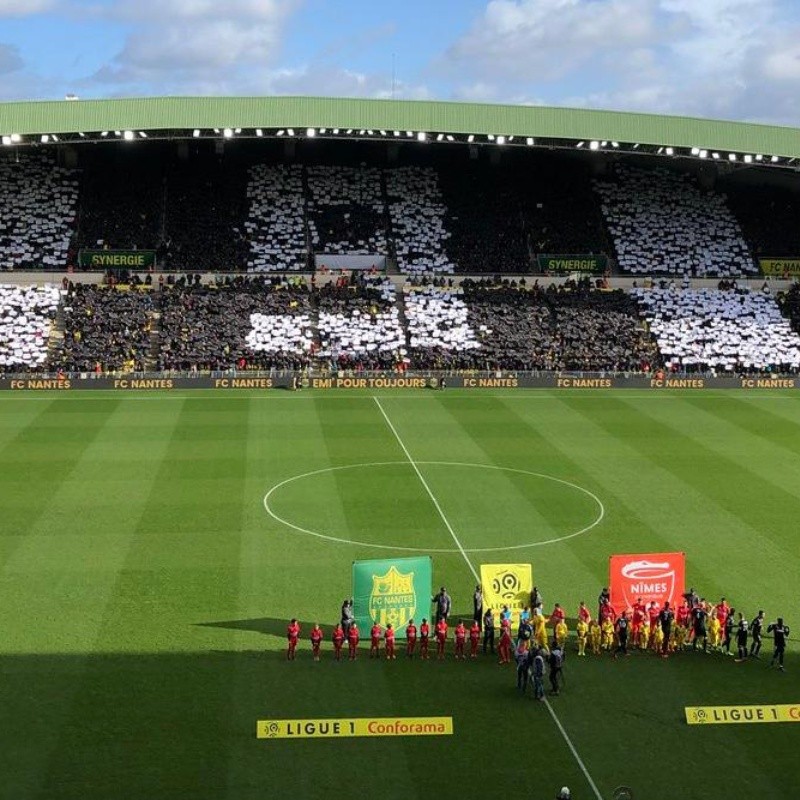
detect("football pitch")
[0,388,798,800]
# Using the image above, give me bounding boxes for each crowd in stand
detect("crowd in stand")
[723,183,800,259]
[634,287,800,373]
[0,153,79,270]
[0,285,60,370]
[54,284,152,373]
[777,283,800,334]
[595,165,755,277]
[246,164,308,272]
[158,277,313,372]
[316,277,407,371]
[307,166,387,256]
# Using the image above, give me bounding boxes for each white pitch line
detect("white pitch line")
[372,394,604,800]
[372,396,478,583]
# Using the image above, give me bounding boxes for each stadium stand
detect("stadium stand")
[157,277,312,371]
[307,165,387,256]
[633,287,800,372]
[722,183,800,259]
[595,164,755,276]
[0,284,60,370]
[0,152,79,270]
[75,149,163,253]
[246,164,308,272]
[777,283,800,334]
[315,277,406,370]
[55,285,152,372]
[163,156,249,272]
[386,167,456,275]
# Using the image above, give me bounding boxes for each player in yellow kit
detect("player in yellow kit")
[589,620,602,655]
[601,619,614,651]
[555,619,568,649]
[576,619,588,656]
[708,611,722,651]
[534,611,548,649]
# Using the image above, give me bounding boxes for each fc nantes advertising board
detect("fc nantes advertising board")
[352,557,432,640]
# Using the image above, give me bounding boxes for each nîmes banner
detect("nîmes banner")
[609,552,685,615]
[352,557,432,640]
[480,563,532,629]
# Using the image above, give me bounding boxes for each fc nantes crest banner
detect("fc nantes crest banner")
[352,557,432,640]
[480,564,532,629]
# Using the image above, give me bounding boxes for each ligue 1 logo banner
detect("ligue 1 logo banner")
[480,564,533,629]
[352,557,432,640]
[609,552,685,615]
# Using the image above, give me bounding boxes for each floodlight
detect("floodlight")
[114,130,122,136]
[589,141,599,150]
[77,132,86,138]
[223,128,233,138]
[287,128,295,136]
[576,141,585,148]
[123,130,134,141]
[487,134,495,141]
[496,135,506,145]
[526,137,534,146]
[691,147,700,155]
[234,128,242,134]
[1,136,11,146]
[771,155,779,163]
[446,135,454,142]
[417,131,427,142]
[10,133,21,143]
[40,135,49,143]
[665,147,674,156]
[467,134,475,143]
[359,130,365,135]
[728,153,736,161]
[406,131,413,137]
[393,130,401,137]
[632,143,640,149]
[712,152,720,159]
[139,131,147,138]
[508,136,514,142]
[699,150,708,158]
[193,129,201,137]
[100,131,109,137]
[611,141,619,148]
[379,130,386,136]
[367,130,374,135]
[255,128,263,137]
[332,128,340,134]
[51,134,58,142]
[306,128,316,137]
[436,133,444,142]
[755,154,763,161]
[600,141,607,147]
[276,129,285,136]
[320,128,327,134]
[744,154,752,163]
[213,128,220,134]
[346,129,354,134]
[657,147,664,154]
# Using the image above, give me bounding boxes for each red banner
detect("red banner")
[609,552,685,615]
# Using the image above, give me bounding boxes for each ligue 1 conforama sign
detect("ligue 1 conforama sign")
[609,552,685,615]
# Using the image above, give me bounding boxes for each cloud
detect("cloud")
[0,0,54,15]
[268,65,431,101]
[439,0,800,125]
[0,42,23,74]
[87,0,298,92]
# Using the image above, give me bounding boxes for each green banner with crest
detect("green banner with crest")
[352,556,432,640]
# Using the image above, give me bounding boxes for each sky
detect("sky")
[1,0,800,125]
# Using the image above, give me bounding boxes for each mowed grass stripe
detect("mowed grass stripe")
[561,396,796,613]
[0,396,186,800]
[620,395,800,559]
[37,398,251,800]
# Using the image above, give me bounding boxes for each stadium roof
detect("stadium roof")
[1,96,800,164]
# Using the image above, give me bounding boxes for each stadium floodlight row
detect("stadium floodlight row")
[1,95,799,167]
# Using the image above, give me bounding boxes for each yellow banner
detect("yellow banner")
[256,717,453,739]
[759,258,800,276]
[480,563,532,629]
[685,705,800,725]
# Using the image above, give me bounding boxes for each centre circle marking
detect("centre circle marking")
[263,461,605,553]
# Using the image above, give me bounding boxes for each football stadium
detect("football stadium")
[0,95,799,800]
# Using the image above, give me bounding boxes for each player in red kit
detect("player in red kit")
[384,623,396,659]
[469,620,480,658]
[419,618,430,659]
[348,622,360,660]
[498,625,512,664]
[286,618,300,661]
[435,618,448,660]
[332,623,345,661]
[550,603,566,637]
[715,598,729,635]
[454,620,466,660]
[310,623,323,662]
[578,601,591,626]
[406,619,417,658]
[370,622,382,658]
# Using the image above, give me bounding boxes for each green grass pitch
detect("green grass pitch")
[0,389,798,800]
